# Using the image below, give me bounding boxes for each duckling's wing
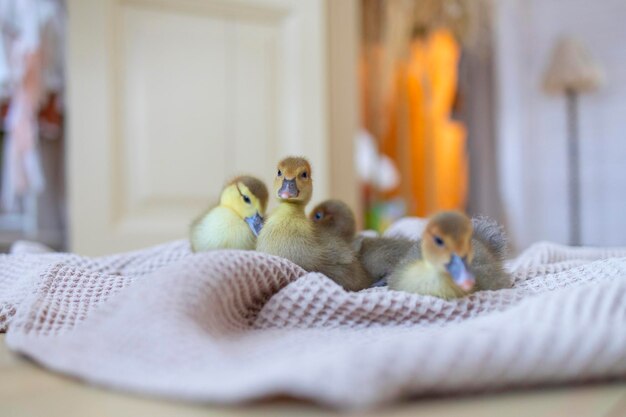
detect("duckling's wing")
[378,241,422,289]
[470,216,513,290]
[472,216,508,259]
[314,231,375,291]
[471,239,512,290]
[190,207,254,251]
[358,237,416,281]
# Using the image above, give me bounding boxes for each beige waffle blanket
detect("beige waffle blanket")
[1,219,626,408]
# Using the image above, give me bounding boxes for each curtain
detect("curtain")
[362,28,468,223]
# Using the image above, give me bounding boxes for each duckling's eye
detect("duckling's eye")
[277,170,282,177]
[314,211,323,220]
[433,236,444,247]
[301,171,308,179]
[243,195,251,204]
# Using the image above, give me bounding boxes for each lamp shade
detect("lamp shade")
[543,37,604,94]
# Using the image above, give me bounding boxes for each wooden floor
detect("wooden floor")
[2,335,625,417]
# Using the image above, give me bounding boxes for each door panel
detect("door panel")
[68,0,329,255]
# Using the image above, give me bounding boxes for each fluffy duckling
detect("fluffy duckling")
[257,157,373,291]
[309,199,357,243]
[388,211,477,299]
[310,199,414,282]
[190,176,268,252]
[312,201,511,291]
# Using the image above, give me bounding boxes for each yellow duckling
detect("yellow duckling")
[190,176,268,252]
[257,157,372,291]
[388,211,476,299]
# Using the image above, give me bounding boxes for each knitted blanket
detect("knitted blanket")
[1,219,626,408]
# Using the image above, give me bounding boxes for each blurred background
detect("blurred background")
[0,0,624,255]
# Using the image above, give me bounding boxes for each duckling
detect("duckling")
[190,176,268,252]
[388,211,477,299]
[257,157,373,291]
[310,199,414,282]
[367,217,511,289]
[309,199,357,243]
[311,200,511,291]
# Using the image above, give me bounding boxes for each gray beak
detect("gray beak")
[446,254,476,291]
[278,178,299,199]
[244,212,264,236]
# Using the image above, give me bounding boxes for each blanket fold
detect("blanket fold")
[1,235,626,408]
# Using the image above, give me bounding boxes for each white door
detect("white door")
[67,0,330,255]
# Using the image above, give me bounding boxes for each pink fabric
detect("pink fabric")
[1,228,626,408]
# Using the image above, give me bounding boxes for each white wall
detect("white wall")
[68,0,330,255]
[495,0,626,251]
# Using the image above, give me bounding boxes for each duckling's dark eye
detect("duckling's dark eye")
[314,211,323,220]
[277,170,282,177]
[301,171,308,179]
[243,195,251,204]
[434,236,444,247]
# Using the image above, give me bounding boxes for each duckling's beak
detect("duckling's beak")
[278,178,299,199]
[244,212,264,236]
[446,254,475,291]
